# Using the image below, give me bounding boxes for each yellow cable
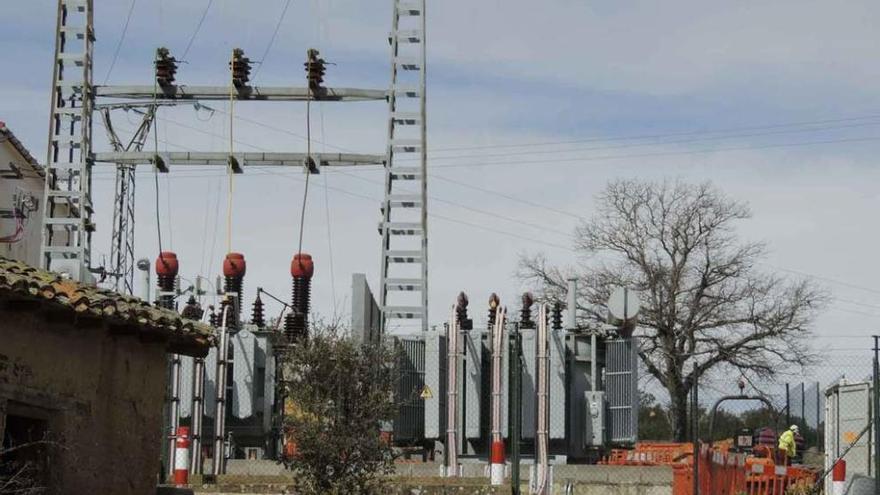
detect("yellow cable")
[226,50,235,255]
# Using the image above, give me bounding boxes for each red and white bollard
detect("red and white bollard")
[174,426,190,486]
[489,439,505,486]
[832,459,846,495]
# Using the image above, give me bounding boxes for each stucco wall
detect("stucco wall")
[0,139,43,266]
[0,309,169,494]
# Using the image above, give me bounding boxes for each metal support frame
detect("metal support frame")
[95,85,387,101]
[380,0,428,334]
[92,151,383,169]
[41,1,405,292]
[213,303,232,476]
[190,356,206,475]
[41,0,96,281]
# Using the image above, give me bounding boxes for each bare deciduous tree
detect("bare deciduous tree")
[519,179,826,441]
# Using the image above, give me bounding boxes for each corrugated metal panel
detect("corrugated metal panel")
[180,356,195,418]
[464,329,483,439]
[520,329,536,440]
[606,337,638,444]
[549,328,566,439]
[424,331,447,439]
[262,338,276,434]
[480,334,492,443]
[204,345,218,418]
[501,326,510,438]
[231,330,256,418]
[394,337,426,442]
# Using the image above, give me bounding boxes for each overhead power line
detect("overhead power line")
[181,0,215,60]
[96,120,880,299]
[103,0,138,84]
[397,120,880,163]
[252,0,294,79]
[427,135,880,170]
[425,113,880,153]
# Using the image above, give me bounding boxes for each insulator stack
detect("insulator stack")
[285,253,314,343]
[222,253,246,330]
[230,48,252,88]
[208,306,218,327]
[251,291,265,329]
[488,293,500,327]
[181,295,204,321]
[551,301,563,331]
[304,49,327,92]
[520,292,534,329]
[456,291,473,330]
[155,47,178,87]
[155,251,179,310]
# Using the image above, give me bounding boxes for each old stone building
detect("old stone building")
[0,257,215,494]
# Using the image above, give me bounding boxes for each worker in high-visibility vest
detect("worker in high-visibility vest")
[777,425,799,465]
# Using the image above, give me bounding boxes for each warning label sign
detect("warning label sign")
[420,386,433,399]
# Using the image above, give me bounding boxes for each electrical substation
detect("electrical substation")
[36,0,642,481]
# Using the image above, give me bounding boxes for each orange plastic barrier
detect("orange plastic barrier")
[671,445,817,495]
[604,442,694,466]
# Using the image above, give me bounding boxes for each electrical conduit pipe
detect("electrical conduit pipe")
[489,297,506,486]
[533,303,550,494]
[446,304,460,476]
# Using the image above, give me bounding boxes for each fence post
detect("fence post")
[816,381,821,452]
[873,335,879,494]
[785,383,790,428]
[801,382,806,435]
[693,361,700,495]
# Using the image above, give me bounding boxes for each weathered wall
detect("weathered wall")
[0,309,168,495]
[0,138,43,266]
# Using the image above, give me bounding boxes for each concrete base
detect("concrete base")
[186,462,672,495]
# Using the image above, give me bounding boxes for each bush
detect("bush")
[281,327,400,495]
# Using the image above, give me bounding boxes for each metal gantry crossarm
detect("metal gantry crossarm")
[380,0,429,334]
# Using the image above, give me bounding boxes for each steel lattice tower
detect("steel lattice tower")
[41,0,95,281]
[109,165,135,293]
[379,0,429,334]
[100,105,157,294]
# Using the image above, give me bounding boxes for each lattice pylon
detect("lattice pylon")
[40,0,96,281]
[379,0,428,334]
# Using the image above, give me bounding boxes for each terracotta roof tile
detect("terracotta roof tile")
[0,257,216,356]
[0,121,43,177]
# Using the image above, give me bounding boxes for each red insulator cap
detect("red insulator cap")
[155,251,179,277]
[291,253,314,279]
[223,252,247,277]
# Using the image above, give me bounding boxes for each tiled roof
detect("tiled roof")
[0,257,216,357]
[0,121,43,178]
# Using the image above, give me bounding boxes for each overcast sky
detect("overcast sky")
[3,0,880,393]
